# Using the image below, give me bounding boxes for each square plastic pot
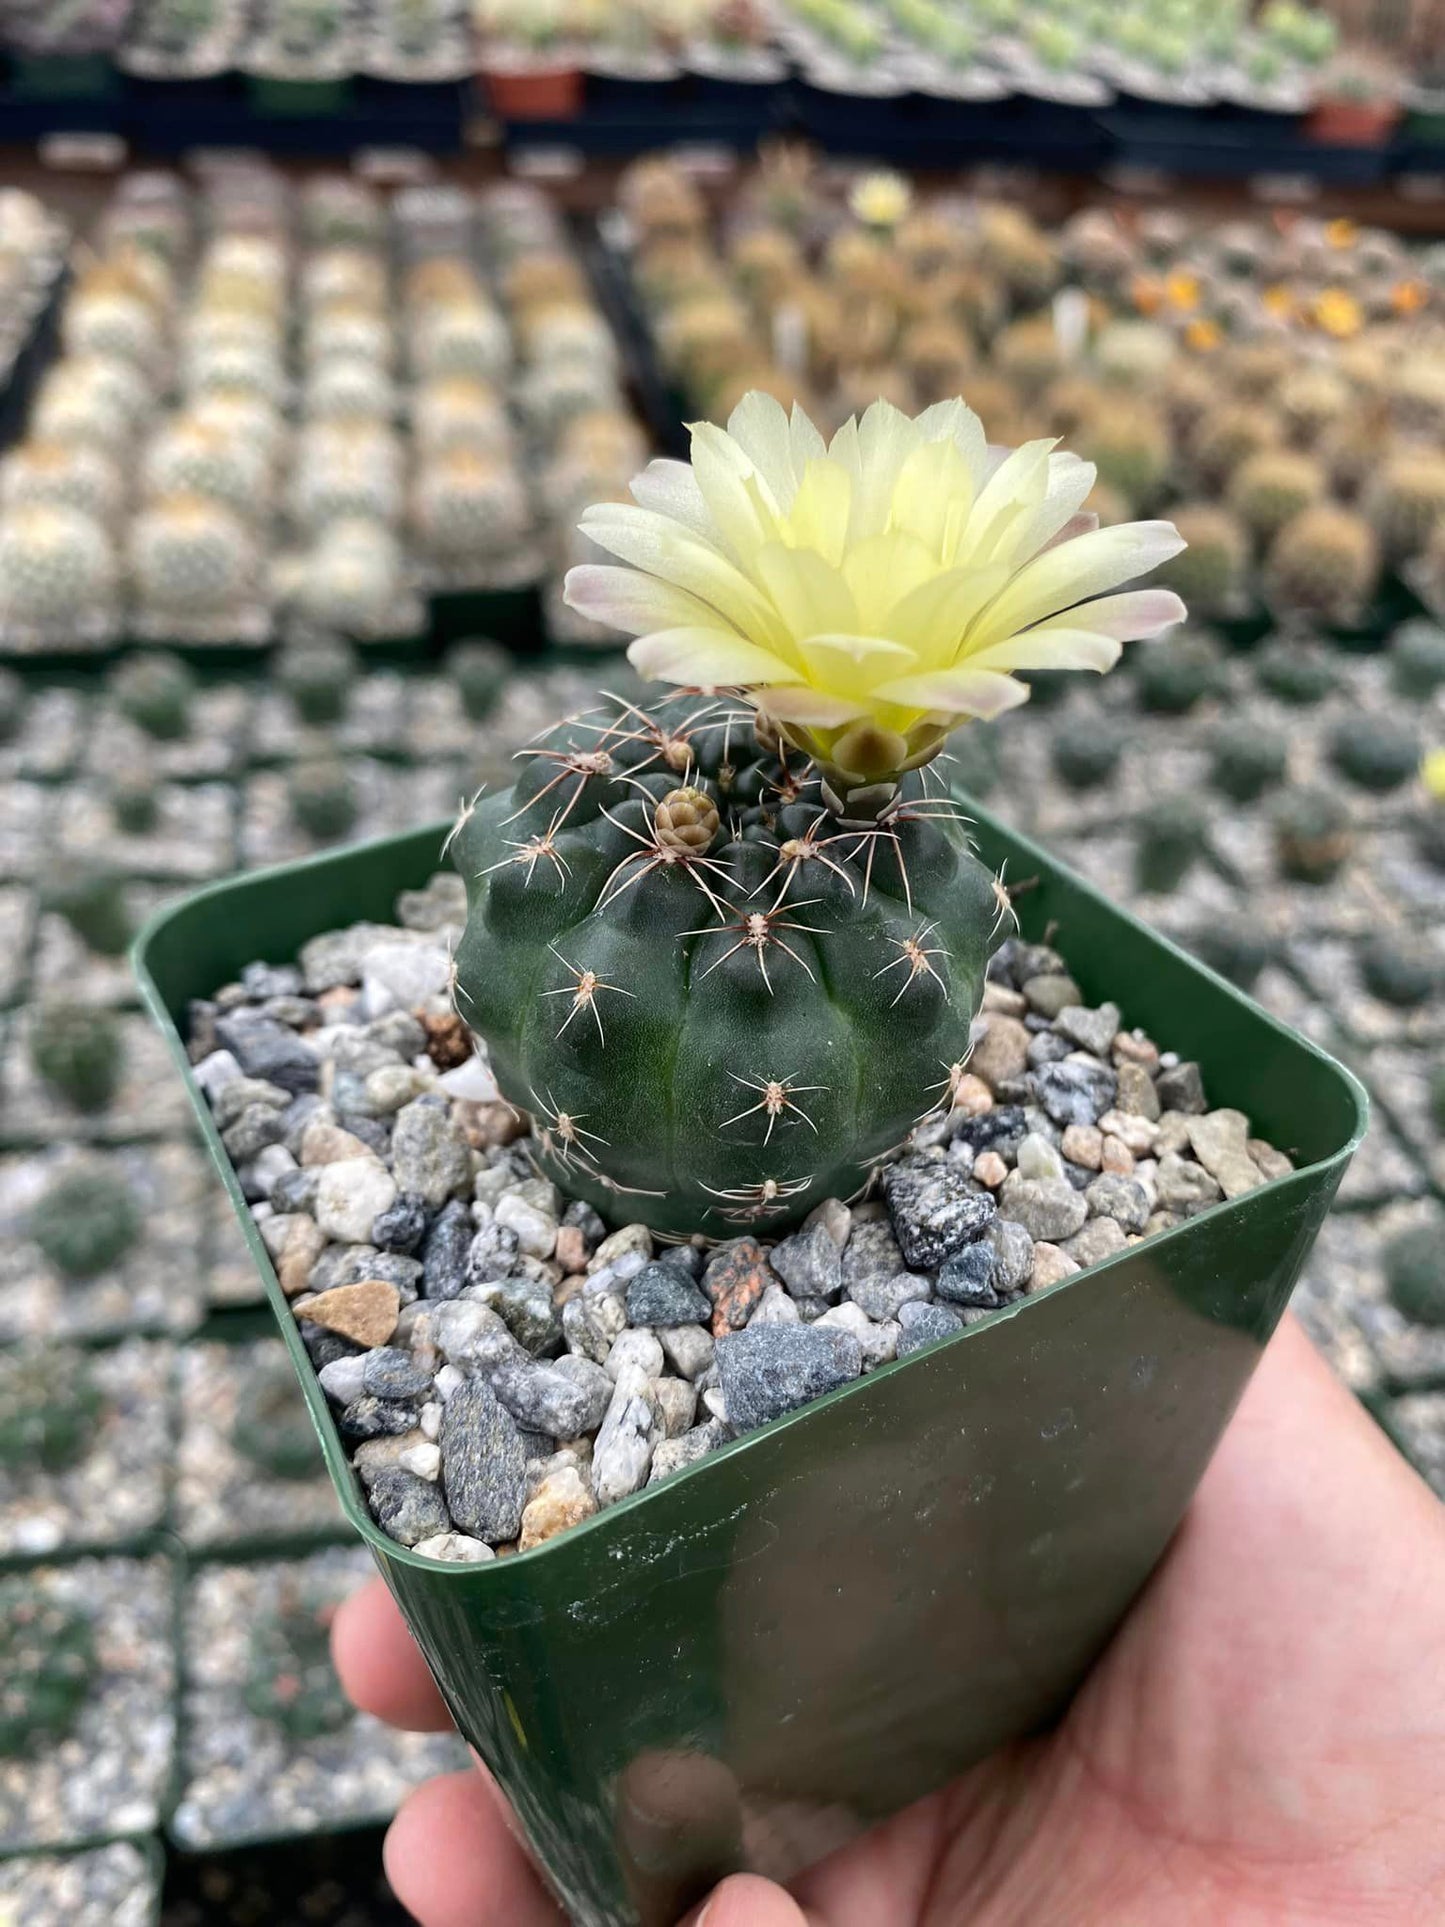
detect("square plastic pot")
[135,808,1365,1927]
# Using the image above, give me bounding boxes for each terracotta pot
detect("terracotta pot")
[1306,97,1402,146]
[483,64,582,119]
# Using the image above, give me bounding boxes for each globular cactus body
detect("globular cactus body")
[0,1580,96,1757]
[451,695,1006,1239]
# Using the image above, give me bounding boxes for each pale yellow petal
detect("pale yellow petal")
[755,685,872,726]
[967,520,1186,645]
[690,421,782,565]
[628,626,798,686]
[781,457,852,564]
[563,564,742,638]
[871,666,1032,719]
[888,438,977,558]
[752,541,858,641]
[628,458,714,541]
[578,501,794,657]
[798,632,915,698]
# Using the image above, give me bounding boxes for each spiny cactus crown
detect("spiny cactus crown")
[450,691,1013,1240]
[0,1580,96,1756]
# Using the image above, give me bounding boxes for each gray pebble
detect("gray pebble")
[367,1466,451,1547]
[214,1014,320,1095]
[1062,1217,1128,1267]
[750,1283,801,1325]
[1115,1061,1160,1120]
[658,1322,714,1380]
[605,1328,665,1382]
[1022,972,1082,1017]
[317,1354,367,1405]
[625,1262,712,1328]
[422,1198,472,1300]
[882,1154,996,1269]
[1085,1173,1151,1232]
[466,1220,521,1287]
[1155,1152,1224,1217]
[1035,1060,1118,1128]
[714,1324,863,1434]
[222,1103,290,1163]
[1055,1002,1121,1058]
[1155,1061,1207,1114]
[592,1368,662,1506]
[340,1394,419,1441]
[817,1300,898,1367]
[769,1220,844,1300]
[562,1291,627,1365]
[897,1300,964,1356]
[649,1418,727,1483]
[980,1217,1034,1293]
[362,1346,435,1401]
[442,1377,527,1542]
[492,1358,609,1439]
[373,1192,430,1255]
[429,1298,523,1374]
[997,1172,1089,1243]
[476,1274,560,1355]
[935,1240,1000,1307]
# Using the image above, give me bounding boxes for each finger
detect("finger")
[682,1872,814,1927]
[331,1576,452,1732]
[385,1770,565,1927]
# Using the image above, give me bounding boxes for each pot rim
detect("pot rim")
[134,810,1369,1578]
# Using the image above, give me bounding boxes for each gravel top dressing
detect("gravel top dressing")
[189,878,1295,1564]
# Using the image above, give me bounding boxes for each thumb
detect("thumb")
[683,1872,814,1927]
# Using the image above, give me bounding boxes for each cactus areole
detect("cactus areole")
[452,394,1186,1239]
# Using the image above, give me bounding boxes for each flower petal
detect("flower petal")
[752,540,859,639]
[563,563,741,638]
[871,666,1032,719]
[723,391,802,508]
[578,500,794,657]
[689,421,782,566]
[628,626,798,687]
[628,458,715,542]
[963,590,1187,674]
[754,685,873,726]
[968,519,1186,644]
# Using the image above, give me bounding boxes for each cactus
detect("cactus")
[304,305,392,370]
[1390,621,1445,698]
[1328,712,1423,795]
[302,357,397,424]
[1078,406,1172,513]
[0,1348,106,1472]
[1274,785,1352,883]
[1254,637,1338,706]
[288,759,359,841]
[1365,450,1445,563]
[28,1004,124,1111]
[143,417,269,520]
[408,300,511,385]
[1227,450,1326,545]
[503,250,588,314]
[1416,799,1445,871]
[2,439,122,526]
[1189,404,1280,488]
[1154,504,1248,617]
[1277,364,1352,444]
[108,761,161,835]
[1385,1219,1445,1326]
[295,518,404,636]
[412,452,531,567]
[1264,506,1379,627]
[29,1161,141,1277]
[129,495,258,621]
[231,1356,322,1481]
[412,377,510,460]
[450,638,510,721]
[993,313,1064,395]
[0,505,115,628]
[0,666,23,742]
[1051,719,1126,791]
[1134,795,1207,894]
[290,424,405,534]
[449,693,1008,1239]
[1209,720,1287,804]
[1359,933,1439,1010]
[518,359,623,444]
[244,1584,351,1740]
[1189,916,1269,993]
[278,636,356,726]
[1134,631,1223,716]
[110,651,194,741]
[0,1579,97,1757]
[31,357,147,454]
[40,860,132,956]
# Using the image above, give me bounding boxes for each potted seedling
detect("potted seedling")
[139,394,1365,1927]
[1307,49,1404,148]
[477,0,586,119]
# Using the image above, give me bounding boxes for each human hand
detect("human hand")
[332,1316,1445,1926]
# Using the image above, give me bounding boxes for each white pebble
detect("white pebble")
[313,1154,397,1243]
[399,1441,442,1480]
[702,1387,728,1423]
[318,1355,368,1405]
[194,1048,243,1098]
[413,1531,495,1563]
[434,1363,465,1402]
[495,1191,557,1259]
[605,1327,664,1383]
[1017,1132,1065,1182]
[439,1054,499,1102]
[419,1399,443,1440]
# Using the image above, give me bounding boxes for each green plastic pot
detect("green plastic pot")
[135,809,1366,1927]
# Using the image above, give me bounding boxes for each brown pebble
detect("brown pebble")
[952,1073,993,1116]
[1060,1124,1103,1170]
[1029,1242,1080,1291]
[968,1013,1031,1092]
[300,1120,375,1167]
[704,1238,776,1336]
[456,1099,528,1149]
[420,1010,472,1070]
[1101,1136,1136,1176]
[1112,1031,1160,1070]
[1248,1139,1295,1182]
[974,1150,1008,1189]
[1115,1060,1161,1121]
[553,1272,585,1310]
[276,1215,327,1297]
[518,1467,597,1552]
[981,981,1028,1017]
[300,1279,399,1348]
[553,1224,588,1274]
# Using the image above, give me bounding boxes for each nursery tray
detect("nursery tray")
[135,806,1366,1927]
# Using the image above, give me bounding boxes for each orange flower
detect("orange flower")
[1391,279,1428,316]
[1262,284,1296,319]
[1131,273,1164,316]
[1165,270,1200,312]
[1325,217,1358,250]
[1184,317,1222,352]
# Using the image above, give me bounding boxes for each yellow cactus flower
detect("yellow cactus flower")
[1392,278,1428,316]
[1184,317,1222,353]
[1165,270,1201,312]
[564,393,1185,790]
[1424,747,1445,801]
[849,170,914,230]
[1326,217,1358,250]
[1314,288,1362,339]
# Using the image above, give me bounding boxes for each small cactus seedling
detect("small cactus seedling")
[29,1161,142,1278]
[28,1003,124,1112]
[1384,1218,1445,1326]
[245,1585,351,1740]
[1254,637,1339,706]
[0,1348,106,1473]
[108,761,161,835]
[1133,632,1223,716]
[1134,795,1208,895]
[462,393,1184,1237]
[0,1579,97,1757]
[40,859,132,956]
[1390,621,1445,699]
[1227,449,1326,545]
[109,651,195,740]
[1209,720,1288,804]
[411,451,530,567]
[288,759,359,842]
[1359,933,1439,1011]
[1365,450,1445,563]
[129,494,258,622]
[450,638,510,721]
[1328,712,1423,795]
[1274,786,1353,884]
[0,504,116,628]
[278,636,357,727]
[1050,719,1126,792]
[230,1356,323,1481]
[1265,506,1380,628]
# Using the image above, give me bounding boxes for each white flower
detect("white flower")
[564,391,1186,786]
